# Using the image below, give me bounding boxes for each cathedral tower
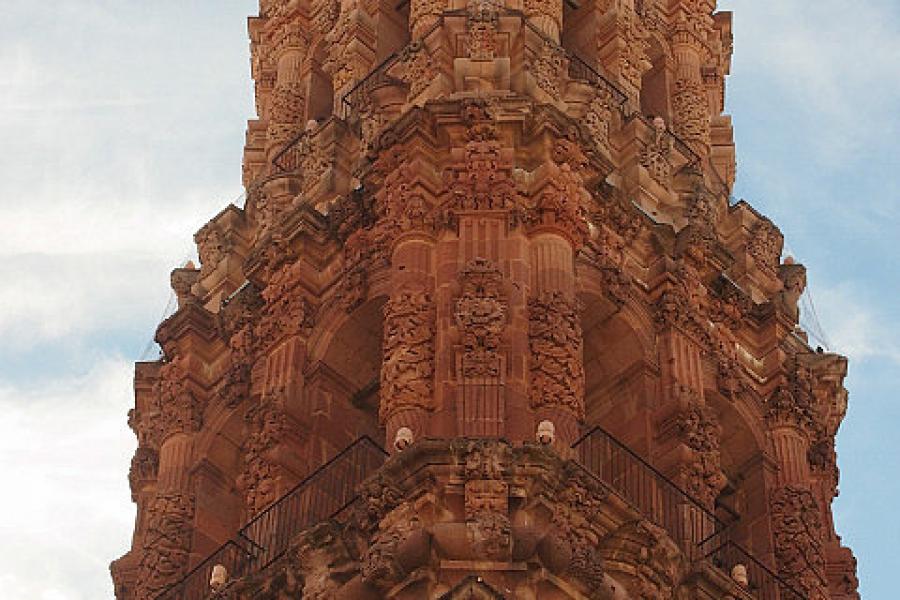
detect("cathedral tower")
[112,0,860,598]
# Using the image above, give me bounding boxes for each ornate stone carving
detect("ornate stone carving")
[528,291,585,419]
[529,40,566,100]
[672,77,710,145]
[466,0,500,59]
[454,258,508,378]
[128,446,159,498]
[268,80,306,148]
[583,88,614,155]
[673,404,725,507]
[261,258,316,337]
[337,229,371,311]
[361,504,424,588]
[771,485,828,600]
[766,360,818,434]
[399,41,436,99]
[533,139,591,246]
[445,117,519,212]
[311,0,339,34]
[465,479,511,560]
[747,218,783,276]
[237,392,287,516]
[195,222,228,278]
[640,118,673,186]
[380,287,436,423]
[135,492,196,598]
[523,0,562,39]
[154,354,203,439]
[410,0,446,36]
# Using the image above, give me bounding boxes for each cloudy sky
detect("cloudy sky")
[0,0,896,597]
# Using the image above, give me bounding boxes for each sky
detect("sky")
[0,1,896,598]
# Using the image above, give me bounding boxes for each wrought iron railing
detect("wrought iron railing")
[573,425,805,599]
[573,425,724,557]
[156,436,388,599]
[700,537,805,600]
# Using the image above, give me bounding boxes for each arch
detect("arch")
[640,33,671,121]
[580,290,658,454]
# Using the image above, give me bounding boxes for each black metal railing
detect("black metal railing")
[157,436,387,599]
[573,425,805,599]
[573,425,724,558]
[700,537,805,600]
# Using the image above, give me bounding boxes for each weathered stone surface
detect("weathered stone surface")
[113,1,860,598]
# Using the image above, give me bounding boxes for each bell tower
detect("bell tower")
[111,1,860,598]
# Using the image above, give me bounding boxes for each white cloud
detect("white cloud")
[0,357,137,600]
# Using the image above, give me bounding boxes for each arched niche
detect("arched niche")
[580,292,658,454]
[705,388,773,556]
[640,34,671,122]
[307,294,387,449]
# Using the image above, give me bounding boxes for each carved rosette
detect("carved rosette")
[454,259,508,378]
[528,291,585,419]
[135,491,196,598]
[380,288,436,423]
[771,485,829,599]
[237,392,287,516]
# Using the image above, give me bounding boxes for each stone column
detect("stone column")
[134,354,202,599]
[267,31,308,157]
[526,140,590,448]
[378,161,437,451]
[670,12,711,150]
[765,362,829,600]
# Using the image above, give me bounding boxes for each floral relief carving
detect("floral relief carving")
[771,485,828,600]
[128,446,159,498]
[155,354,203,438]
[380,287,436,423]
[454,258,508,378]
[640,118,673,186]
[466,0,501,59]
[533,139,591,246]
[445,118,519,212]
[237,392,287,516]
[337,229,372,312]
[528,291,585,419]
[528,40,566,99]
[766,360,818,434]
[583,89,615,155]
[135,492,196,598]
[268,81,306,149]
[312,0,340,34]
[399,41,436,99]
[672,77,710,145]
[747,218,783,276]
[673,404,725,507]
[410,0,446,35]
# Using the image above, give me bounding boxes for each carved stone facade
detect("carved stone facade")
[114,1,860,599]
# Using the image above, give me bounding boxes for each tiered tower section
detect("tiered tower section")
[112,1,860,599]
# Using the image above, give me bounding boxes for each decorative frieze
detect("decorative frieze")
[771,484,828,600]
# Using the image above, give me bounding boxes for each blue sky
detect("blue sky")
[0,1,896,597]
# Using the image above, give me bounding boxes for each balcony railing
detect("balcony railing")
[573,425,805,599]
[156,436,388,599]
